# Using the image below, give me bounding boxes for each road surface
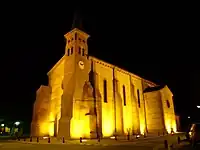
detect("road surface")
[170,142,200,150]
[0,142,159,150]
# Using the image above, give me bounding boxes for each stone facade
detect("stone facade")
[144,85,176,134]
[31,28,177,139]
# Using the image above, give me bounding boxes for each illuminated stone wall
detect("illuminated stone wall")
[144,90,165,133]
[144,85,177,134]
[48,56,65,136]
[57,28,91,139]
[160,86,177,133]
[130,76,146,135]
[31,85,51,137]
[90,57,150,137]
[92,59,115,137]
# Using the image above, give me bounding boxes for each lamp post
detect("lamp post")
[197,106,200,109]
[15,122,20,126]
[1,124,5,134]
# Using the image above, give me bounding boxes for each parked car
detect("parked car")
[186,123,200,147]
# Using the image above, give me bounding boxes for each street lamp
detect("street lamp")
[1,124,4,127]
[14,121,20,126]
[197,106,200,109]
[188,116,191,119]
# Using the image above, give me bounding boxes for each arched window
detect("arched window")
[75,33,77,40]
[82,48,85,56]
[67,49,70,56]
[78,47,81,54]
[71,47,73,54]
[166,100,170,108]
[103,80,107,103]
[123,85,126,106]
[137,89,140,108]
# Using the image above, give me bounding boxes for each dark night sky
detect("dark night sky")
[0,4,199,123]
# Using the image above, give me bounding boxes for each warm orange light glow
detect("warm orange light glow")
[102,106,114,137]
[49,122,54,136]
[165,118,177,134]
[40,122,49,135]
[70,117,90,138]
[110,136,115,139]
[102,120,113,137]
[49,112,54,121]
[172,120,177,133]
[139,119,145,135]
[123,106,133,134]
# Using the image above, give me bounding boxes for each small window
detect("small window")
[166,100,170,108]
[103,80,107,103]
[67,49,70,56]
[75,33,77,40]
[137,89,140,108]
[79,38,81,41]
[83,40,85,43]
[78,47,81,54]
[123,85,126,106]
[68,40,70,43]
[71,47,73,54]
[82,48,85,56]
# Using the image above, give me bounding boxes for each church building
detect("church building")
[31,20,177,139]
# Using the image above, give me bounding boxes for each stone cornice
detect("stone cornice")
[64,28,90,39]
[47,54,157,86]
[89,56,157,86]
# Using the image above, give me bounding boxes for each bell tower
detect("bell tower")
[58,10,92,139]
[64,9,89,58]
[64,28,89,58]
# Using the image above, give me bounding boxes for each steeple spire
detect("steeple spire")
[72,9,84,31]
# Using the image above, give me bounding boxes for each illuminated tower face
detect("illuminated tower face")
[64,28,90,87]
[58,28,91,139]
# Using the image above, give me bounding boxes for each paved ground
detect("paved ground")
[0,143,156,150]
[0,133,189,150]
[170,142,200,150]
